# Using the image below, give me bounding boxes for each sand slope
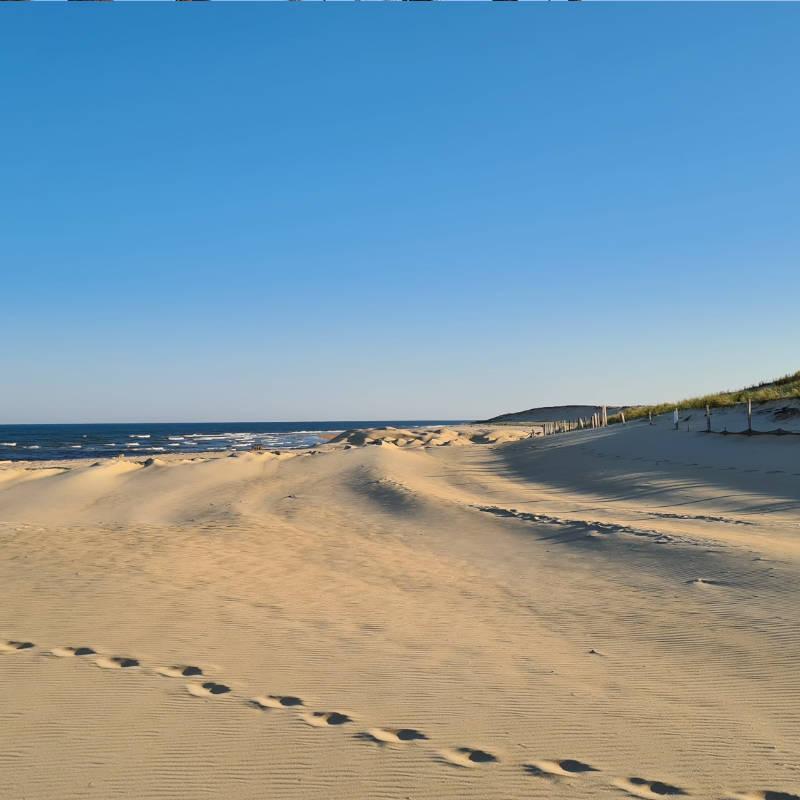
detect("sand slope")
[483,404,624,423]
[1,419,798,799]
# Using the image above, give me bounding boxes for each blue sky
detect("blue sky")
[2,6,799,422]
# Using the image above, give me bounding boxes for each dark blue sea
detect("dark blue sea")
[0,421,464,462]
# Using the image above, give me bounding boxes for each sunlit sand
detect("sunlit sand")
[1,410,798,799]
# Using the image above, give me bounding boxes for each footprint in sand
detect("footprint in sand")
[187,681,231,697]
[249,694,304,710]
[525,759,598,778]
[302,710,352,727]
[440,747,499,767]
[51,646,97,657]
[358,727,429,745]
[0,640,35,653]
[95,656,140,669]
[729,793,800,800]
[614,776,687,797]
[157,665,204,678]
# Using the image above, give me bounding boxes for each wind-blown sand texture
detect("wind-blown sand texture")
[1,413,798,800]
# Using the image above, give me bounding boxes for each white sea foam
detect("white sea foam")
[1,442,17,447]
[70,445,82,449]
[129,434,151,439]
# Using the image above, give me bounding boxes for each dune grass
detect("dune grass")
[617,370,800,423]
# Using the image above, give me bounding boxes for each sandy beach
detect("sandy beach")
[1,413,798,800]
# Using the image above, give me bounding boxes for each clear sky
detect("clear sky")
[2,5,799,423]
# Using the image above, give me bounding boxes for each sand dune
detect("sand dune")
[483,403,625,424]
[1,414,798,799]
[329,424,534,447]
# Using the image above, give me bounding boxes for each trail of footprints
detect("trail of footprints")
[2,637,797,800]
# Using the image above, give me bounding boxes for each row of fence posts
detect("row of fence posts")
[541,420,582,435]
[664,398,754,434]
[540,398,758,438]
[540,405,626,436]
[703,398,752,433]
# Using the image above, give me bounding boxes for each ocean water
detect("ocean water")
[0,421,464,463]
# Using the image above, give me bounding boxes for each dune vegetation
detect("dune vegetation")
[617,370,800,422]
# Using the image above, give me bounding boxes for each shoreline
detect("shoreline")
[0,420,470,465]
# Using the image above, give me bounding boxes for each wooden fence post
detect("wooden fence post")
[706,404,711,433]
